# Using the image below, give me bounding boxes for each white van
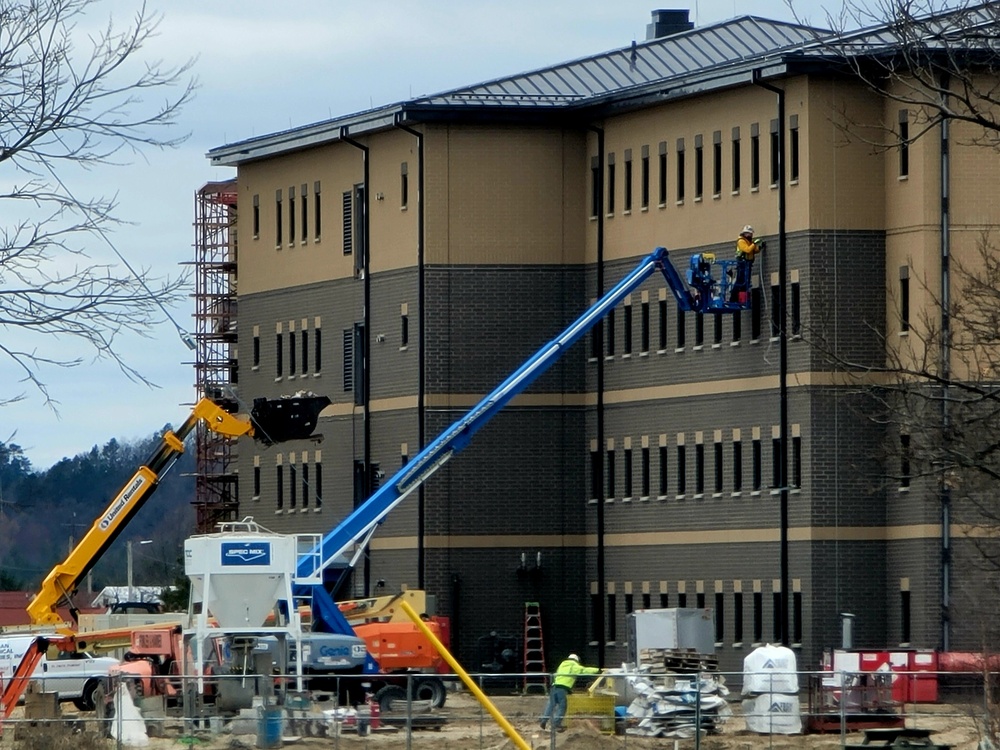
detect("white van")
[0,635,119,711]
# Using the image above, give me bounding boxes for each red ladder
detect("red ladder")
[523,601,547,694]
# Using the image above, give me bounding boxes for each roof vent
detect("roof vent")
[646,9,694,40]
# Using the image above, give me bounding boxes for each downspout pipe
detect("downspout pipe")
[395,118,427,589]
[938,74,951,652]
[340,128,372,596]
[753,71,789,646]
[588,124,606,666]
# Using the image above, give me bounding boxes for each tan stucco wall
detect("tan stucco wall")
[422,124,586,266]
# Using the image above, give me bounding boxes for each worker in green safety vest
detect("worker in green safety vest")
[538,653,600,732]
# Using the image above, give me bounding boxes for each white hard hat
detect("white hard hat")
[567,653,580,662]
[741,225,754,235]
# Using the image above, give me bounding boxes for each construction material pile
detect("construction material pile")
[622,670,732,738]
[638,647,720,674]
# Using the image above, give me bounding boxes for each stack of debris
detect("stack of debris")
[638,647,720,674]
[622,670,732,738]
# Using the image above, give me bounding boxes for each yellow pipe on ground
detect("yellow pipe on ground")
[399,600,532,750]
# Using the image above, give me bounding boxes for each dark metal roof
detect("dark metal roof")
[412,16,821,110]
[212,5,997,166]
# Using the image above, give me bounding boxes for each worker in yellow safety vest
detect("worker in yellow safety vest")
[538,653,601,732]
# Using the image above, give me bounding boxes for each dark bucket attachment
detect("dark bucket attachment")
[250,395,331,445]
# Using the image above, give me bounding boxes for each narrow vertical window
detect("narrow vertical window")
[789,115,799,182]
[773,591,782,641]
[253,333,260,367]
[791,280,801,336]
[301,329,309,374]
[715,593,725,642]
[623,149,633,212]
[623,448,633,497]
[734,591,744,642]
[676,309,685,348]
[901,588,911,643]
[275,189,283,247]
[660,592,669,608]
[733,307,742,342]
[591,320,602,359]
[899,109,910,177]
[900,266,910,332]
[658,142,667,205]
[640,145,650,208]
[401,161,409,208]
[607,153,616,214]
[714,440,723,493]
[793,590,803,644]
[676,138,685,201]
[625,593,634,615]
[695,313,704,346]
[276,331,283,377]
[640,301,650,353]
[606,448,615,499]
[901,433,911,489]
[289,463,297,509]
[641,447,650,497]
[623,304,632,355]
[697,592,706,609]
[733,440,743,492]
[301,463,309,508]
[772,436,781,489]
[793,435,802,488]
[751,287,762,340]
[753,591,763,642]
[606,308,616,356]
[712,130,722,196]
[590,593,601,643]
[352,185,366,277]
[314,181,322,240]
[301,183,308,242]
[288,186,296,244]
[276,464,284,510]
[590,156,601,218]
[695,443,704,494]
[253,194,260,238]
[315,461,323,507]
[750,123,760,189]
[342,190,353,255]
[591,449,601,501]
[353,322,365,405]
[658,446,668,496]
[642,593,651,609]
[713,313,722,345]
[658,299,667,350]
[678,592,687,608]
[694,134,703,199]
[676,444,686,494]
[401,313,409,347]
[315,328,322,372]
[752,437,762,491]
[770,284,780,338]
[289,327,296,376]
[606,593,617,642]
[253,464,261,497]
[731,127,741,192]
[770,118,780,186]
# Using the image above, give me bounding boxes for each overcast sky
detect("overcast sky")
[3,0,837,470]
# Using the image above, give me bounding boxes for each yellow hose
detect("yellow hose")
[399,601,531,750]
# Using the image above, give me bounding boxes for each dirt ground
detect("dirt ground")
[1,691,990,749]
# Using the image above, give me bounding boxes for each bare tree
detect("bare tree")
[792,0,1000,147]
[0,0,195,407]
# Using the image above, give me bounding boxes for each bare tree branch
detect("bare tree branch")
[0,0,196,407]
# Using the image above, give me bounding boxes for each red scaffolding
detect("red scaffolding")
[191,180,239,533]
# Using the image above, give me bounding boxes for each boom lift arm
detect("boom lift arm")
[27,395,330,629]
[298,245,746,633]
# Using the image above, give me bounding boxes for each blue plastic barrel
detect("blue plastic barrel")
[257,707,284,748]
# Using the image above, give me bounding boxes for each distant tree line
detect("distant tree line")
[0,430,194,596]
